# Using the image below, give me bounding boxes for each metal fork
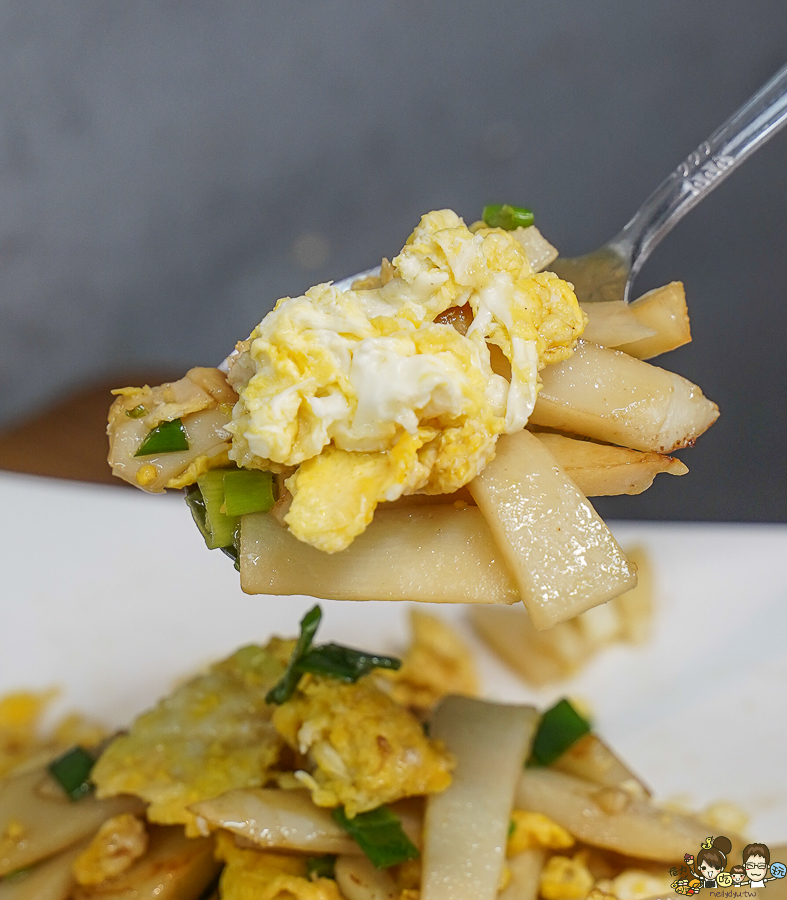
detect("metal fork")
[551,61,787,303]
[336,61,787,302]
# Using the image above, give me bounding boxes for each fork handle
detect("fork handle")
[614,60,787,290]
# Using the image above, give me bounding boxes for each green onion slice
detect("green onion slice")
[266,607,404,703]
[220,542,241,572]
[48,745,95,801]
[482,203,534,231]
[125,404,148,419]
[305,855,336,880]
[223,469,276,516]
[3,865,34,883]
[134,418,189,456]
[332,805,419,869]
[265,605,322,705]
[196,470,240,550]
[185,485,210,542]
[528,699,591,767]
[295,643,401,682]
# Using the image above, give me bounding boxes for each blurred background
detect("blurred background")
[0,1,784,520]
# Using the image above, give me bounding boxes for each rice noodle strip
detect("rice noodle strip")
[530,340,718,454]
[579,301,656,348]
[0,839,87,900]
[468,429,636,629]
[240,507,519,603]
[515,768,708,862]
[334,855,398,900]
[0,765,142,876]
[190,788,360,854]
[498,848,545,900]
[70,826,219,900]
[421,697,537,900]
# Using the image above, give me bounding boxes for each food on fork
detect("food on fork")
[107,208,718,625]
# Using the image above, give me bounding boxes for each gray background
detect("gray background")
[0,2,785,520]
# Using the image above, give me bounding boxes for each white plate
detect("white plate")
[2,471,786,843]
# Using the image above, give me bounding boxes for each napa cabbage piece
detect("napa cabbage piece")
[92,642,289,836]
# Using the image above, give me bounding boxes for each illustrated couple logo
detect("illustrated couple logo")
[671,837,786,894]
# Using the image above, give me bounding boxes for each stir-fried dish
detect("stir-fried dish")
[106,207,717,629]
[0,608,752,900]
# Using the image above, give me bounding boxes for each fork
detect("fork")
[550,61,787,303]
[335,61,787,303]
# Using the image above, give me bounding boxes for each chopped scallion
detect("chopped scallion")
[48,745,95,801]
[266,605,322,705]
[223,469,276,516]
[125,404,148,419]
[220,542,241,572]
[332,805,419,869]
[196,470,240,550]
[266,606,404,703]
[527,699,591,767]
[295,643,401,682]
[305,855,336,880]
[482,203,534,231]
[185,485,210,542]
[134,418,189,456]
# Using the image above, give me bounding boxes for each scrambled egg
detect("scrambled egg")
[598,869,676,900]
[507,810,575,855]
[227,209,586,551]
[271,674,454,816]
[539,852,596,900]
[0,689,105,778]
[384,609,479,713]
[72,813,148,885]
[216,832,342,900]
[92,642,289,836]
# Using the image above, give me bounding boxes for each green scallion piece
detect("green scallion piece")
[125,404,148,419]
[48,745,95,801]
[295,643,401,683]
[196,470,240,550]
[266,605,323,705]
[3,865,33,883]
[528,699,591,767]
[482,203,534,231]
[185,485,210,541]
[332,805,419,869]
[305,855,336,880]
[134,418,189,456]
[223,469,276,516]
[220,542,241,572]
